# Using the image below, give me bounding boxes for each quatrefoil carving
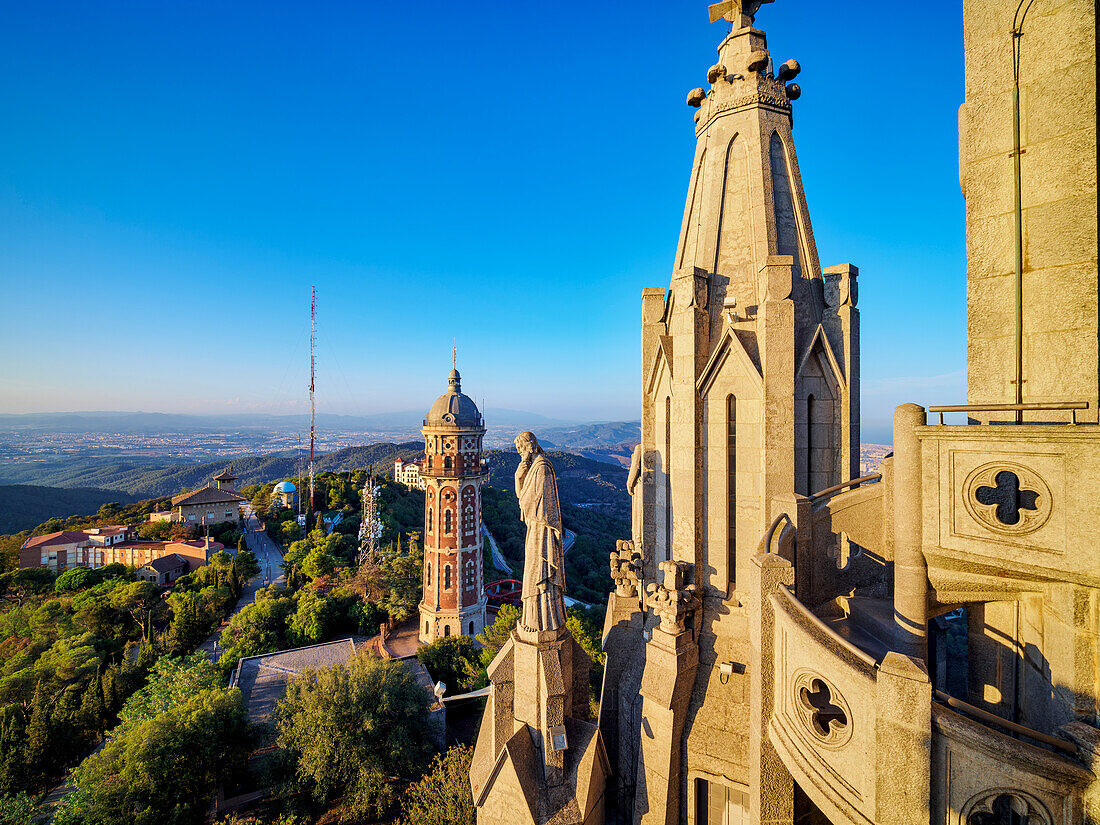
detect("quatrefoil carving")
[963,462,1052,536]
[791,671,852,748]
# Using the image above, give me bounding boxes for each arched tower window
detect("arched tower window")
[727,395,737,585]
[444,565,451,590]
[427,563,432,586]
[805,394,815,496]
[665,395,672,562]
[444,456,452,470]
[444,625,451,637]
[445,509,452,534]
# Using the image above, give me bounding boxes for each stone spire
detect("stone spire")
[598,4,862,823]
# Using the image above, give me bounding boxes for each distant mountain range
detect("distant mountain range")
[0,409,577,434]
[0,442,426,499]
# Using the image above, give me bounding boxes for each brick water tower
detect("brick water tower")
[418,367,488,645]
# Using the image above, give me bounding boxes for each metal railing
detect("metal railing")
[933,689,1076,754]
[808,473,882,503]
[774,585,879,670]
[927,401,1090,425]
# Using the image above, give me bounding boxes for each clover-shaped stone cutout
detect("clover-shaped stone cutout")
[967,793,1034,825]
[975,470,1039,526]
[799,678,848,738]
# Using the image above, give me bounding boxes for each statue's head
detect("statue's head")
[514,431,543,460]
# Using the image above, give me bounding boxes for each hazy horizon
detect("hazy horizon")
[1,0,965,444]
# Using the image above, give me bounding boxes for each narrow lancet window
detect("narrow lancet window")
[727,395,737,585]
[805,394,815,496]
[665,396,672,562]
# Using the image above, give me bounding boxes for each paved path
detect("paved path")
[198,506,285,663]
[482,523,512,575]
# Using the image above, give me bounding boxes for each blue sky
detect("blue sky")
[0,0,966,442]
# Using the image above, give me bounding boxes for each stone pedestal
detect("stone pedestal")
[471,626,609,825]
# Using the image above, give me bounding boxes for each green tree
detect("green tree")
[286,589,336,647]
[218,592,294,672]
[416,636,478,694]
[55,567,103,593]
[301,545,337,580]
[164,590,216,655]
[0,792,42,825]
[135,520,173,541]
[382,547,422,623]
[56,687,251,825]
[114,655,221,735]
[234,549,261,581]
[0,568,55,605]
[275,653,435,817]
[476,604,520,672]
[395,744,475,825]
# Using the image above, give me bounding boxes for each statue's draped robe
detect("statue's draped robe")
[516,453,567,631]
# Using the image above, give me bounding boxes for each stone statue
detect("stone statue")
[627,444,643,547]
[514,431,566,632]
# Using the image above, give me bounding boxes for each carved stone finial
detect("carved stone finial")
[645,560,700,634]
[610,541,643,598]
[708,0,775,28]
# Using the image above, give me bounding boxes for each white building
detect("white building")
[393,458,426,490]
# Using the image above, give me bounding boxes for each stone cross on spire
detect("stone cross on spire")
[708,0,774,27]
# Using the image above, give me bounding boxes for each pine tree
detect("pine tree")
[0,705,28,795]
[23,681,52,789]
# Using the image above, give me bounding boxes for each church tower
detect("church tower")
[601,1,861,821]
[418,367,488,645]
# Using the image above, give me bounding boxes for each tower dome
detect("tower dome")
[425,369,482,427]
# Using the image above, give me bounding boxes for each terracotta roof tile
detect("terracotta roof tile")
[22,530,89,550]
[171,486,247,507]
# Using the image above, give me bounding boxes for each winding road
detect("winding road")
[197,505,285,662]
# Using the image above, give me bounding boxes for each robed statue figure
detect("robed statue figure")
[514,431,567,632]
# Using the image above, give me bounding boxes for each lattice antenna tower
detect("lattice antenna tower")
[358,473,383,564]
[309,285,316,521]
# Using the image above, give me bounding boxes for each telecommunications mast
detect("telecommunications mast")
[309,286,316,522]
[358,474,383,564]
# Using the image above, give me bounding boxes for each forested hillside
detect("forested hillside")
[483,449,628,511]
[480,449,629,605]
[0,442,424,498]
[0,485,140,533]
